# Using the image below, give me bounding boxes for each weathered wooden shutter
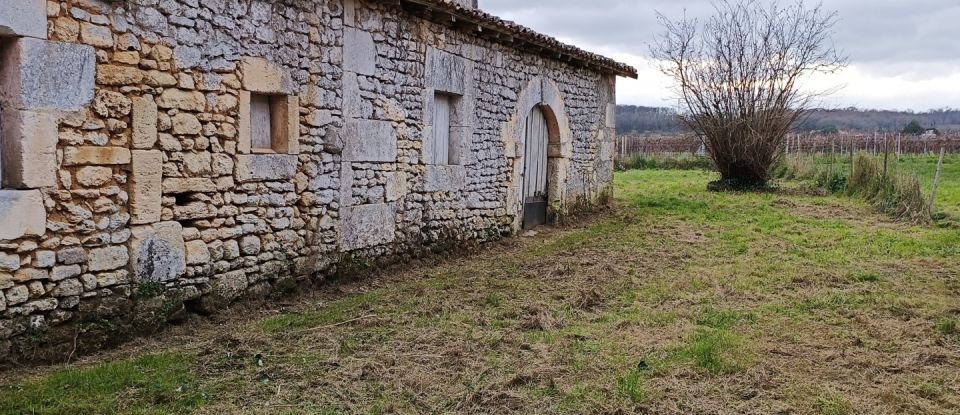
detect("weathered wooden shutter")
[251,94,274,152]
[432,93,451,164]
[522,106,549,228]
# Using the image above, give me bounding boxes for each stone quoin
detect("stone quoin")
[0,0,636,362]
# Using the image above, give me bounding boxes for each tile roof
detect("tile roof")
[388,0,639,79]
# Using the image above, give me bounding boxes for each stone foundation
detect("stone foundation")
[0,0,630,363]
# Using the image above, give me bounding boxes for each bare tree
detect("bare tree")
[651,0,847,188]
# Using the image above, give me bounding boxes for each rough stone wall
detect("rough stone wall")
[0,0,617,361]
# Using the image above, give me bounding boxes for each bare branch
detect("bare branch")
[651,0,848,187]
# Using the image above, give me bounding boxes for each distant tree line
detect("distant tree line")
[615,105,683,134]
[617,105,960,135]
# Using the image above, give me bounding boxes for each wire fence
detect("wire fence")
[616,133,960,157]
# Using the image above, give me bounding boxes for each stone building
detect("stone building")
[0,0,636,360]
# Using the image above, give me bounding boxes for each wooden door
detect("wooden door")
[522,106,548,229]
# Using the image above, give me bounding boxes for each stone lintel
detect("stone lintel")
[0,38,95,111]
[426,47,471,95]
[62,147,131,166]
[162,178,218,194]
[0,0,47,39]
[240,57,294,94]
[234,154,298,183]
[423,165,467,192]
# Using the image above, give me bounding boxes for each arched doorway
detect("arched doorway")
[521,106,549,229]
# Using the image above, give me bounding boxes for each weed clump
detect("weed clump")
[845,153,930,223]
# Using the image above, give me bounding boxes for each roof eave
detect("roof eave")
[384,0,639,79]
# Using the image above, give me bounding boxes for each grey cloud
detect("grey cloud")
[482,0,960,68]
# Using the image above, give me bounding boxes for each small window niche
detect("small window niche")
[249,93,292,154]
[429,91,466,166]
[237,57,299,156]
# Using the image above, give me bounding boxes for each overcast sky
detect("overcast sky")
[482,0,960,112]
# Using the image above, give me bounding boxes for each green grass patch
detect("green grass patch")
[615,371,651,404]
[696,307,756,329]
[674,328,746,375]
[934,316,959,338]
[257,292,383,333]
[815,394,853,415]
[0,354,206,415]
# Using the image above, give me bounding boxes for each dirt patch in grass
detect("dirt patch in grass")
[3,170,959,414]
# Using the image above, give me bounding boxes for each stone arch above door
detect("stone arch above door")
[502,77,573,229]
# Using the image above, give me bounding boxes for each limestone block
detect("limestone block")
[340,203,396,251]
[173,46,201,70]
[211,270,248,302]
[162,178,217,194]
[385,172,408,202]
[343,28,376,76]
[88,246,128,272]
[62,147,131,166]
[0,38,95,111]
[80,23,113,48]
[171,113,202,135]
[57,247,86,265]
[0,109,57,188]
[423,165,467,192]
[132,95,158,149]
[96,65,142,86]
[156,89,206,112]
[14,268,45,282]
[75,166,113,187]
[35,251,55,268]
[0,190,46,241]
[52,279,83,297]
[234,154,297,183]
[0,252,19,272]
[182,152,212,175]
[5,286,27,305]
[50,265,80,281]
[0,0,47,39]
[130,150,162,224]
[211,154,234,176]
[239,235,260,255]
[185,240,210,265]
[240,57,293,94]
[129,222,187,283]
[426,48,470,95]
[342,119,396,162]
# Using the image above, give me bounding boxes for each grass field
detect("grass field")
[2,170,959,414]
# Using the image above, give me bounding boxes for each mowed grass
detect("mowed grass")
[2,169,958,414]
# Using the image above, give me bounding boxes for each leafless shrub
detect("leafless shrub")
[651,0,848,188]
